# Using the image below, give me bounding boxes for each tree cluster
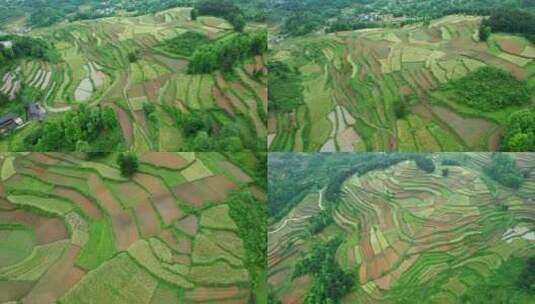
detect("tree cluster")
[195,0,246,32]
[484,153,525,189]
[503,108,535,152]
[0,35,61,65]
[267,61,304,113]
[20,105,123,152]
[446,67,530,111]
[188,30,267,74]
[293,237,355,304]
[157,31,210,57]
[164,106,250,152]
[228,190,267,293]
[482,9,535,42]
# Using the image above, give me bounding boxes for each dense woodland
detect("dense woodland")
[444,67,530,111]
[188,30,267,74]
[292,236,355,304]
[0,35,60,65]
[482,8,535,42]
[267,61,304,112]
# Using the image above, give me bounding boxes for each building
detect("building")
[0,113,23,134]
[27,103,46,120]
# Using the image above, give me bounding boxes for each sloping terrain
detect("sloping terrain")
[269,15,535,152]
[0,152,266,303]
[268,153,535,303]
[0,7,267,151]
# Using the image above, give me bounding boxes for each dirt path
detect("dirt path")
[269,187,326,235]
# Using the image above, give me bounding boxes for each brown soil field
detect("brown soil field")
[175,215,198,236]
[133,199,161,237]
[53,187,102,219]
[141,152,189,170]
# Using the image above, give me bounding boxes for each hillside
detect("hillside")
[268,15,535,152]
[0,7,267,152]
[268,153,535,303]
[0,152,267,303]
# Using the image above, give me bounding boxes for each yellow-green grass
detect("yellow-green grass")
[189,261,249,285]
[127,239,194,288]
[61,253,158,304]
[181,159,213,182]
[200,205,238,230]
[76,217,117,271]
[0,240,69,280]
[0,228,35,268]
[192,233,243,267]
[7,195,75,215]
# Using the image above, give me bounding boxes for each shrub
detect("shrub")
[117,153,139,177]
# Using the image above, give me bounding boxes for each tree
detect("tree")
[117,152,139,177]
[190,8,198,21]
[442,168,449,177]
[415,156,435,173]
[231,14,246,32]
[479,25,491,41]
[127,51,139,63]
[394,99,408,119]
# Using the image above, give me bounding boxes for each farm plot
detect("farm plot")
[270,15,532,152]
[0,152,264,303]
[268,153,535,303]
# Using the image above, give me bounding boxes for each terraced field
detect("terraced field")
[268,153,535,303]
[0,152,266,303]
[0,7,267,151]
[269,15,535,152]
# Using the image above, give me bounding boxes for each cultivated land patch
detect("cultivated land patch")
[0,152,264,303]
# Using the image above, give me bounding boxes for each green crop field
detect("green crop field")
[268,15,535,152]
[268,153,535,303]
[0,152,266,304]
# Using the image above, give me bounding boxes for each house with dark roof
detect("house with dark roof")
[0,113,23,134]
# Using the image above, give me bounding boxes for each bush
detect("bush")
[503,108,535,152]
[394,100,409,119]
[485,153,524,189]
[117,153,139,177]
[415,156,435,173]
[268,61,304,112]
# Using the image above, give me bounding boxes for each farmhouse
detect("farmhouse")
[0,113,23,134]
[27,102,46,120]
